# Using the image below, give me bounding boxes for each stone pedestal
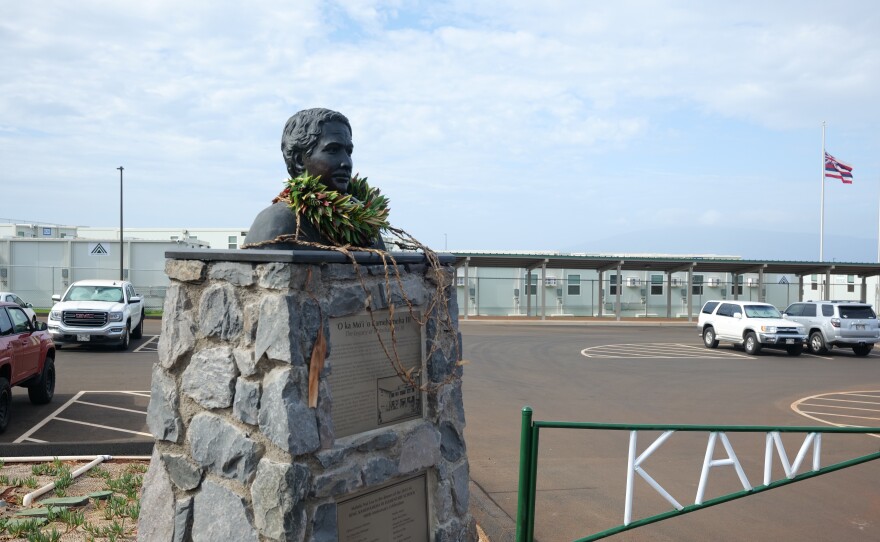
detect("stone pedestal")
[139,249,474,541]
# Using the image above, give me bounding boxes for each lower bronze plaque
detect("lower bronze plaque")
[338,474,429,542]
[328,310,423,438]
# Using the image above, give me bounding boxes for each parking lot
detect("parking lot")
[3,319,880,540]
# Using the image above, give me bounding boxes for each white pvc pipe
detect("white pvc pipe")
[22,455,112,507]
[1,455,149,463]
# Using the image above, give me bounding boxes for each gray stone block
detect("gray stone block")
[399,424,441,474]
[192,481,258,542]
[259,367,320,455]
[190,412,261,483]
[233,347,258,377]
[439,421,464,462]
[182,346,237,409]
[251,459,310,541]
[450,461,470,516]
[257,261,292,289]
[233,378,261,425]
[311,463,362,498]
[158,284,196,369]
[320,263,356,280]
[311,503,338,542]
[147,365,183,443]
[161,453,203,491]
[165,259,206,282]
[137,448,174,541]
[327,284,366,317]
[198,282,243,340]
[173,496,193,542]
[354,431,398,453]
[208,261,255,286]
[255,294,301,365]
[362,456,397,486]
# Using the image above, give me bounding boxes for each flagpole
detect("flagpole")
[820,121,825,261]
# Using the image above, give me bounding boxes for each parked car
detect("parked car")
[47,280,144,350]
[782,300,879,356]
[697,300,807,356]
[0,291,38,327]
[0,301,56,432]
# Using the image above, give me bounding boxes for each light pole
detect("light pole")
[118,166,124,280]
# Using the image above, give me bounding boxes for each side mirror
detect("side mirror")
[733,312,743,319]
[51,295,61,302]
[130,296,142,304]
[38,322,48,331]
[26,302,33,308]
[781,313,788,319]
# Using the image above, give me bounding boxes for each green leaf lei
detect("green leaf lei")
[278,173,390,247]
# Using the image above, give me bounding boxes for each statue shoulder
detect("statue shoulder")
[243,202,298,245]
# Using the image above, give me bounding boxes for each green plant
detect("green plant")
[26,527,62,542]
[53,469,73,497]
[6,518,44,537]
[105,472,143,501]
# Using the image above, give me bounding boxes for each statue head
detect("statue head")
[281,108,353,193]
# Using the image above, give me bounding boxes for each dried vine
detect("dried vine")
[244,177,462,395]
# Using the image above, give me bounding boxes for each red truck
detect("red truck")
[0,301,56,433]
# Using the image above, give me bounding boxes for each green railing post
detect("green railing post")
[516,406,534,542]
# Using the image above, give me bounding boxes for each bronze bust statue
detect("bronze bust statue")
[244,108,386,249]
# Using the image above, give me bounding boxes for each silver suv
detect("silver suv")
[782,301,878,356]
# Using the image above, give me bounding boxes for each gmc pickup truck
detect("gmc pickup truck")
[48,280,145,350]
[0,301,56,433]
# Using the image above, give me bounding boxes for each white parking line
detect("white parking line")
[54,417,152,437]
[798,403,880,413]
[13,390,150,444]
[75,400,148,415]
[799,411,880,422]
[133,335,159,353]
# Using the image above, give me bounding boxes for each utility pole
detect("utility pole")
[118,166,124,280]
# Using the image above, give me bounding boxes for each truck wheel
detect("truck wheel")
[744,332,761,355]
[809,332,828,354]
[703,327,719,348]
[786,345,803,356]
[118,324,130,351]
[853,344,873,357]
[28,356,55,405]
[131,311,144,340]
[0,377,10,434]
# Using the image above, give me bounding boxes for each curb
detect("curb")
[469,479,516,542]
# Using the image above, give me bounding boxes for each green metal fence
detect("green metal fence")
[516,406,880,542]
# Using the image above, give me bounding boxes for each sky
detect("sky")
[3,1,879,262]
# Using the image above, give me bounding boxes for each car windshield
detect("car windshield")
[64,286,124,303]
[744,305,781,318]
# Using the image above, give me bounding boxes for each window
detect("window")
[524,274,538,295]
[731,276,743,296]
[692,275,704,296]
[701,301,719,314]
[567,274,581,296]
[650,274,663,295]
[822,304,834,317]
[8,307,30,333]
[609,274,619,295]
[785,304,804,316]
[811,274,818,291]
[803,304,817,317]
[847,275,855,293]
[717,303,737,317]
[0,309,12,335]
[228,235,238,249]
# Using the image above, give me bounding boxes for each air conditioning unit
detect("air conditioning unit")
[625,277,639,287]
[707,278,721,287]
[545,276,557,287]
[455,276,465,287]
[671,278,683,287]
[747,278,759,287]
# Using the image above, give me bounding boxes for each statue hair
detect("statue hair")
[281,108,351,178]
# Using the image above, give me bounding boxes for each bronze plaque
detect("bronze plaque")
[328,310,424,438]
[337,474,429,542]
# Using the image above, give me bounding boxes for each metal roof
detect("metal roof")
[449,252,880,278]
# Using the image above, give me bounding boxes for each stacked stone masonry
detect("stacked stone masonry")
[139,254,475,541]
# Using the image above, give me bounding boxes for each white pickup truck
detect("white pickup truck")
[47,280,145,350]
[697,300,807,356]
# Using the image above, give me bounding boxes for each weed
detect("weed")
[6,518,44,537]
[26,527,62,542]
[53,470,74,497]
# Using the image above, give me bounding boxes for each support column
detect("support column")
[861,276,867,303]
[666,272,673,318]
[598,272,604,318]
[526,270,531,317]
[825,270,832,299]
[732,273,739,300]
[540,261,547,321]
[463,258,470,320]
[798,275,804,302]
[615,263,622,321]
[758,267,765,303]
[687,265,694,322]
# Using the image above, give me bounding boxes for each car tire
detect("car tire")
[118,324,130,351]
[703,327,719,349]
[0,377,10,434]
[786,345,803,356]
[853,344,872,357]
[27,356,55,405]
[744,332,761,355]
[809,332,828,354]
[131,311,144,340]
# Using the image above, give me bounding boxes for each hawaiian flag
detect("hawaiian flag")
[825,151,853,184]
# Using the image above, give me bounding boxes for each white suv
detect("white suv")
[698,300,807,356]
[782,300,878,356]
[48,280,144,350]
